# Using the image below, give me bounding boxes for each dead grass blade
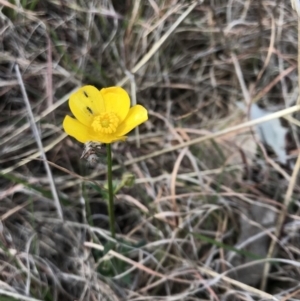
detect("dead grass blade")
[124,105,300,167]
[117,1,198,86]
[260,152,300,290]
[15,64,63,220]
[0,289,43,301]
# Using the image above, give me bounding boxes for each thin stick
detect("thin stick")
[197,265,278,301]
[260,142,300,290]
[15,64,63,220]
[0,288,42,301]
[123,105,300,167]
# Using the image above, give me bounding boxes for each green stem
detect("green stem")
[106,143,116,238]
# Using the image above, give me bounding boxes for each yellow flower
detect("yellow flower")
[63,86,148,143]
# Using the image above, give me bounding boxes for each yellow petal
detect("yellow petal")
[69,86,105,126]
[88,131,126,144]
[64,116,126,144]
[115,105,148,136]
[63,115,92,143]
[100,86,130,122]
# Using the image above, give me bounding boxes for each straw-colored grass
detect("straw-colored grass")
[1,1,300,301]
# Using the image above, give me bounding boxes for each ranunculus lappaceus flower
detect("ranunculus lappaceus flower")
[63,86,148,143]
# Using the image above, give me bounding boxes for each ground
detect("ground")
[0,1,300,301]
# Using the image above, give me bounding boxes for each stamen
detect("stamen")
[91,112,119,134]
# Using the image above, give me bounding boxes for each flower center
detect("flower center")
[91,112,119,134]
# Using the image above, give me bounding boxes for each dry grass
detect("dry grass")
[1,0,300,300]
